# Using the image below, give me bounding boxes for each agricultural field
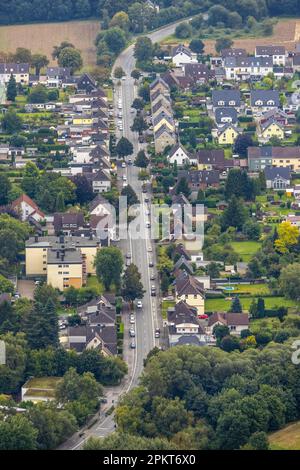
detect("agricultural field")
[162,18,300,55]
[269,422,300,450]
[0,20,99,66]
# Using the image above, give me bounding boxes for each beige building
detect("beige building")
[47,249,84,291]
[175,272,205,316]
[154,125,176,154]
[25,235,100,281]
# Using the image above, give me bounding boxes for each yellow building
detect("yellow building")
[217,124,240,145]
[153,115,175,133]
[175,273,205,316]
[25,236,100,279]
[72,116,93,125]
[260,120,284,142]
[47,249,84,291]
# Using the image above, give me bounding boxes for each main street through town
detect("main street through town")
[59,19,189,450]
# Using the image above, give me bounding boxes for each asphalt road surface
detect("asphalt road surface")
[59,18,187,450]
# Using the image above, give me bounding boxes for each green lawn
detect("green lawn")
[86,276,104,294]
[230,241,261,261]
[161,300,175,320]
[205,296,298,313]
[223,283,270,295]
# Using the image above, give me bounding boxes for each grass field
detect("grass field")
[269,422,300,450]
[230,241,261,262]
[162,18,300,55]
[86,276,104,294]
[0,20,99,66]
[161,300,175,320]
[205,296,298,313]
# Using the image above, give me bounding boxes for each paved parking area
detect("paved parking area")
[17,280,36,300]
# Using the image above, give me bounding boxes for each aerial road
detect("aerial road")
[59,18,188,450]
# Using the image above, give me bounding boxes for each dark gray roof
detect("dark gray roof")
[256,45,285,56]
[264,166,291,181]
[224,56,273,68]
[47,67,71,78]
[0,63,29,74]
[172,44,192,58]
[88,194,110,213]
[250,90,280,107]
[215,107,238,124]
[47,249,82,264]
[212,90,241,107]
[221,48,247,58]
[248,146,300,159]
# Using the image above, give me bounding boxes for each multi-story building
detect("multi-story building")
[0,63,29,85]
[248,146,300,171]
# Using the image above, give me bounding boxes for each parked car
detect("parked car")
[129,328,135,337]
[126,252,131,259]
[151,285,156,296]
[130,314,135,324]
[136,300,143,309]
[149,260,154,267]
[121,161,126,168]
[150,272,155,280]
[155,328,160,338]
[198,314,208,319]
[130,340,136,349]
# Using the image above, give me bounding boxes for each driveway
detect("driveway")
[17,280,36,300]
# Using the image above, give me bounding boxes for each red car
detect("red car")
[198,314,208,319]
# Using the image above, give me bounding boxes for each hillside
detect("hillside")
[269,422,300,450]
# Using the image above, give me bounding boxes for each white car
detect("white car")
[122,175,127,181]
[136,301,143,309]
[147,246,152,252]
[122,76,126,80]
[122,162,126,168]
[130,314,135,324]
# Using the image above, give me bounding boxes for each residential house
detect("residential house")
[216,123,240,145]
[248,146,300,171]
[206,312,249,336]
[250,90,280,114]
[212,90,241,109]
[292,54,300,73]
[65,324,117,356]
[152,97,173,118]
[91,169,112,193]
[76,73,98,93]
[0,143,10,161]
[264,166,291,190]
[11,194,45,222]
[285,215,300,228]
[167,143,191,166]
[150,77,170,97]
[258,119,284,142]
[255,45,286,66]
[172,45,197,67]
[214,107,238,127]
[47,249,84,290]
[224,56,273,81]
[196,149,226,170]
[167,301,207,347]
[0,63,29,85]
[53,212,85,235]
[174,271,205,315]
[153,111,175,133]
[154,125,176,154]
[221,48,247,59]
[88,194,113,217]
[46,67,71,88]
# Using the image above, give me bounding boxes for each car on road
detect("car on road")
[126,259,131,266]
[130,340,136,349]
[144,196,150,202]
[129,327,135,337]
[130,109,135,113]
[130,314,135,324]
[122,175,127,181]
[155,328,160,338]
[149,260,154,267]
[126,252,131,259]
[151,286,156,296]
[150,272,155,280]
[128,158,132,165]
[136,300,143,309]
[122,76,126,80]
[121,161,126,168]
[198,314,209,319]
[146,221,151,229]
[147,246,152,252]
